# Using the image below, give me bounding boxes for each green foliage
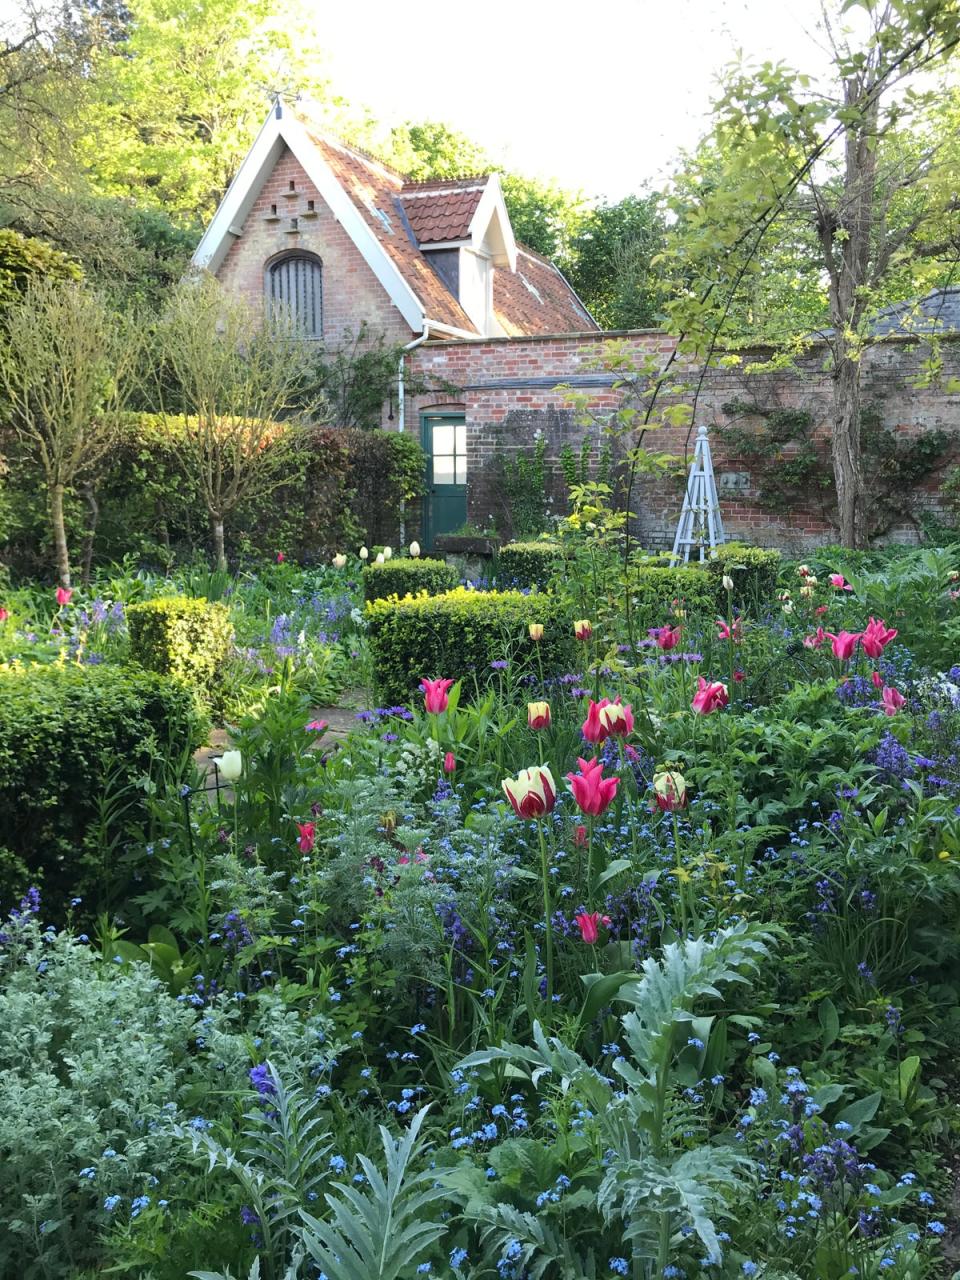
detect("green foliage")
[707,541,781,609]
[567,193,668,329]
[341,429,426,548]
[497,541,562,590]
[127,596,234,697]
[0,663,202,917]
[499,436,549,539]
[365,586,573,704]
[0,228,81,309]
[362,558,457,604]
[628,565,721,631]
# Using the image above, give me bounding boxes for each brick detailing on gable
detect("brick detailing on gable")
[216,146,416,346]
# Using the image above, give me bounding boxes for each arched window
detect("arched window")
[266,252,323,338]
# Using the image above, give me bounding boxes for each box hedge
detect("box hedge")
[707,541,782,608]
[497,542,562,590]
[362,558,458,603]
[628,565,722,632]
[127,596,234,697]
[0,664,203,920]
[366,587,574,704]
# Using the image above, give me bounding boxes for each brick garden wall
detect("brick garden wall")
[408,330,960,551]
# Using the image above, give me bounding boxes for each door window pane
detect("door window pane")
[432,424,455,455]
[455,424,466,454]
[433,455,456,484]
[455,454,468,484]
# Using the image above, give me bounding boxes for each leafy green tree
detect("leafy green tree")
[568,193,668,329]
[0,279,137,586]
[667,1,960,548]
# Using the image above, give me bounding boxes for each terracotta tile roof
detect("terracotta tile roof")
[301,127,478,333]
[494,247,598,335]
[291,113,596,336]
[398,184,485,243]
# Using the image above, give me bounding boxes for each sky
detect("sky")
[310,0,834,200]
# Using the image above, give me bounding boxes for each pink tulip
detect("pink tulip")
[871,670,883,689]
[829,573,853,591]
[502,765,557,819]
[574,911,611,945]
[691,676,729,715]
[574,824,588,848]
[296,821,316,854]
[861,617,897,659]
[566,756,620,817]
[305,719,328,732]
[803,627,826,650]
[443,751,456,773]
[825,630,860,662]
[420,677,454,714]
[651,769,688,812]
[654,624,682,651]
[881,686,906,716]
[276,552,285,564]
[717,618,742,643]
[55,587,72,606]
[0,607,7,622]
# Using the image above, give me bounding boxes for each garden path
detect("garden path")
[193,696,364,776]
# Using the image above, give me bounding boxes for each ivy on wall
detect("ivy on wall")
[715,398,956,539]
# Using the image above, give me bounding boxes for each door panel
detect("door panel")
[422,413,467,550]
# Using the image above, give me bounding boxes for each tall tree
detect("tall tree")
[0,279,136,586]
[667,1,960,547]
[568,194,668,329]
[154,274,323,570]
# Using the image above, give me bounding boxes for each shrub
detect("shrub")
[498,541,562,590]
[0,228,81,310]
[363,558,458,603]
[628,565,721,632]
[341,429,426,547]
[127,596,234,696]
[366,587,574,704]
[0,664,202,917]
[707,542,782,608]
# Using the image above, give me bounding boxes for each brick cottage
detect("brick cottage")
[195,102,960,553]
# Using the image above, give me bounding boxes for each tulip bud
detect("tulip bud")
[805,576,818,587]
[409,541,421,558]
[799,584,814,598]
[798,564,811,577]
[382,546,393,560]
[573,619,593,641]
[375,552,385,564]
[528,622,544,642]
[214,750,242,781]
[443,751,456,774]
[574,824,588,848]
[359,546,369,560]
[782,600,794,614]
[652,769,688,812]
[722,574,734,592]
[332,553,347,569]
[527,700,551,730]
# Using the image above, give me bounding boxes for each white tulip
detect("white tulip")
[409,541,421,558]
[359,546,368,560]
[332,553,347,569]
[382,546,393,560]
[375,552,385,564]
[722,574,734,592]
[214,750,242,781]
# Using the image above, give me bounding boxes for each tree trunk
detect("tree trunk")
[49,482,71,588]
[210,516,226,571]
[832,355,867,548]
[80,482,99,586]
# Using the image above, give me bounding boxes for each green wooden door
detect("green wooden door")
[422,412,467,550]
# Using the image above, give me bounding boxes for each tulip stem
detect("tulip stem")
[672,809,688,938]
[537,819,554,1006]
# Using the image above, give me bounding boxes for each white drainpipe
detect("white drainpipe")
[397,324,430,545]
